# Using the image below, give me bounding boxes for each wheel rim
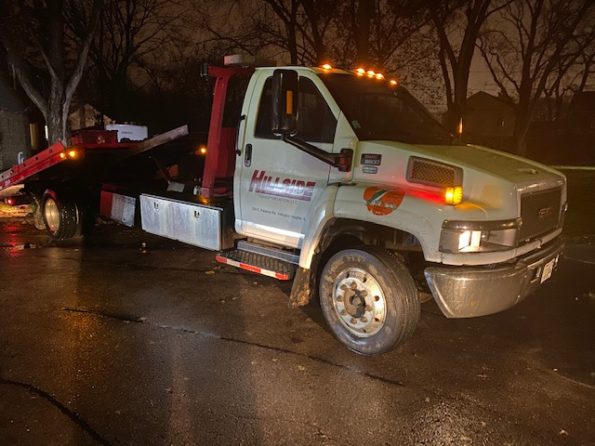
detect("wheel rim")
[44,198,60,234]
[331,267,386,337]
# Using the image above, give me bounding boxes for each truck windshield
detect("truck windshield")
[320,73,453,145]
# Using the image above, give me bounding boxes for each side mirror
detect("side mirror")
[271,69,298,136]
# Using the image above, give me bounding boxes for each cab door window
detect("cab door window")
[255,76,337,144]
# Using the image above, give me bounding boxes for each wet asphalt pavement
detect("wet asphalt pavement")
[1,175,594,445]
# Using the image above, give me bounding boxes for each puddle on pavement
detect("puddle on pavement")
[0,242,40,251]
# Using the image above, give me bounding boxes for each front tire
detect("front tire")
[319,247,420,355]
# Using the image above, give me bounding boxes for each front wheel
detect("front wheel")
[319,247,420,355]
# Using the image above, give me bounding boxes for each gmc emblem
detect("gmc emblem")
[537,206,553,219]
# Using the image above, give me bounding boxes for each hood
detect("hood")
[356,140,565,187]
[353,140,566,213]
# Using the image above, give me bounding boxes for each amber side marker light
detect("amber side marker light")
[321,63,332,70]
[355,67,365,76]
[68,150,78,159]
[59,152,67,159]
[196,145,207,156]
[444,186,463,205]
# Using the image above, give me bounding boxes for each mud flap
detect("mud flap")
[289,267,315,308]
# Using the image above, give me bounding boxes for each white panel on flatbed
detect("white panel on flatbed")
[99,191,136,227]
[140,194,224,250]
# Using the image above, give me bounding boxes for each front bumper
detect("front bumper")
[424,238,563,318]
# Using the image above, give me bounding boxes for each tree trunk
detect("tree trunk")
[47,98,68,144]
[287,22,298,64]
[513,110,531,157]
[355,0,374,66]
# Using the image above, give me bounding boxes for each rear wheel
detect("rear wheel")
[319,247,420,355]
[42,189,81,240]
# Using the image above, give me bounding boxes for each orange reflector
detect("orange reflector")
[286,90,293,115]
[444,186,463,205]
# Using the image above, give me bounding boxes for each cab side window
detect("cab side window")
[255,76,337,144]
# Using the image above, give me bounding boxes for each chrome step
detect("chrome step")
[215,249,296,281]
[237,240,300,264]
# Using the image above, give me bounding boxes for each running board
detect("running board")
[237,240,299,264]
[216,249,296,280]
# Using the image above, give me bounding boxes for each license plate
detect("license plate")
[540,258,556,283]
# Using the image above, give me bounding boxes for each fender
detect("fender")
[290,182,439,308]
[298,184,339,268]
[334,183,439,258]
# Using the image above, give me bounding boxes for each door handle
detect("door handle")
[244,144,252,167]
[235,115,246,155]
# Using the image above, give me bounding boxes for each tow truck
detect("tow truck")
[0,56,566,355]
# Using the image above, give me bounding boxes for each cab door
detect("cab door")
[236,71,338,248]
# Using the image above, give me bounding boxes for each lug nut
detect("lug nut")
[340,310,347,316]
[361,317,368,323]
[350,318,357,324]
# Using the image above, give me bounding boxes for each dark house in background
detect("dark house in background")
[461,91,516,151]
[567,91,595,132]
[0,75,30,170]
[527,91,595,165]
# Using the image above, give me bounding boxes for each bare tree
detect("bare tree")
[194,0,337,65]
[0,0,103,143]
[430,0,510,133]
[334,0,428,70]
[478,0,594,154]
[65,0,183,120]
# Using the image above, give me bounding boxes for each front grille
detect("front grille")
[519,187,561,241]
[407,157,462,187]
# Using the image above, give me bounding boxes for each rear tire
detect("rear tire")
[319,247,420,355]
[42,189,81,240]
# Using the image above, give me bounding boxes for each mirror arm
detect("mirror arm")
[282,135,352,172]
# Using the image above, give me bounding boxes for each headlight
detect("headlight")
[439,219,520,253]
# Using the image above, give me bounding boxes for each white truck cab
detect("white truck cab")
[100,63,567,355]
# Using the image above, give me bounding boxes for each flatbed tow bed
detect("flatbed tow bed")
[0,125,190,192]
[0,125,191,238]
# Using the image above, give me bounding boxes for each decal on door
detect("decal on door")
[363,186,404,216]
[249,170,316,202]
